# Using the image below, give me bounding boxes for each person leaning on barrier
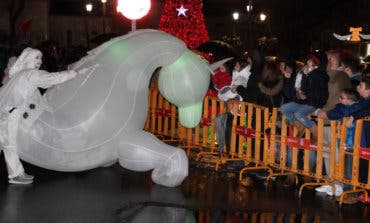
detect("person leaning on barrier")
[345,75,370,144]
[0,47,85,185]
[316,88,361,196]
[280,51,329,143]
[345,75,370,187]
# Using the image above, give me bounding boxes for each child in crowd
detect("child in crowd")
[315,88,361,196]
[227,59,251,100]
[327,88,361,153]
[206,63,232,98]
[319,75,370,202]
[345,75,370,194]
[218,59,250,104]
[345,76,370,129]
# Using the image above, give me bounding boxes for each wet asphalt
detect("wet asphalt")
[0,153,368,223]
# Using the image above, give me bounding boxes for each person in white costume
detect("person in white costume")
[0,47,82,184]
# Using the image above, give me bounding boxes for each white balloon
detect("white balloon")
[15,29,211,187]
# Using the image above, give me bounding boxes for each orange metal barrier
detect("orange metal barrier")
[267,115,336,194]
[145,88,182,143]
[233,101,272,176]
[195,99,246,169]
[185,96,226,156]
[145,88,369,206]
[335,117,369,205]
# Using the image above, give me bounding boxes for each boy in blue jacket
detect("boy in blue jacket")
[327,88,361,152]
[345,75,370,186]
[315,88,360,196]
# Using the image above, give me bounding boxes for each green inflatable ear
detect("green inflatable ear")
[159,50,210,128]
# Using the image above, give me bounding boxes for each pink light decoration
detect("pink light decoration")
[117,0,151,20]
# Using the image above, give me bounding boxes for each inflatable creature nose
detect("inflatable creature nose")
[178,102,203,128]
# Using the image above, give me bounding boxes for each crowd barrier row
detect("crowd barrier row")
[144,88,369,206]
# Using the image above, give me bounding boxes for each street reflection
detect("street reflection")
[116,184,322,223]
[0,164,366,223]
[117,202,322,223]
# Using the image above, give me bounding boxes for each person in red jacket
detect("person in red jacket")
[206,63,232,98]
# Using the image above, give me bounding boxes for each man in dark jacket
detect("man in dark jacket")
[281,51,329,142]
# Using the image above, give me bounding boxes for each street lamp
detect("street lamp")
[232,12,239,35]
[85,3,93,12]
[232,12,239,21]
[85,3,93,48]
[101,0,107,34]
[259,12,266,22]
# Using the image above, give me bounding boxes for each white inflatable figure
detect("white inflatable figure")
[0,47,82,184]
[10,30,212,187]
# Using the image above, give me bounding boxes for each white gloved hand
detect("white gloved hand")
[77,64,99,75]
[77,67,90,74]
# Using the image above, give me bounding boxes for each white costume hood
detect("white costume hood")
[0,48,42,112]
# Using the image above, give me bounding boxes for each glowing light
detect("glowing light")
[117,0,151,20]
[259,12,266,22]
[246,0,253,12]
[232,12,239,21]
[246,5,253,12]
[86,3,93,12]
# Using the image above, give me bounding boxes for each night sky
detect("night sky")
[48,0,369,57]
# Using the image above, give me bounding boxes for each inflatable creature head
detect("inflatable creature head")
[159,50,210,128]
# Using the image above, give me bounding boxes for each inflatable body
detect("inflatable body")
[15,30,211,187]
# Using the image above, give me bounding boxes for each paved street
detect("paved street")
[0,155,368,223]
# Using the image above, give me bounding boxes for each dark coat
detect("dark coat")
[298,68,329,108]
[235,71,260,103]
[255,78,283,108]
[282,74,296,103]
[236,75,283,109]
